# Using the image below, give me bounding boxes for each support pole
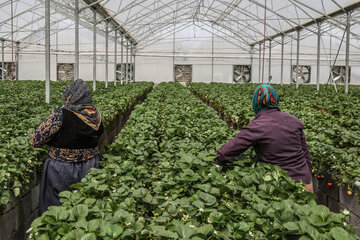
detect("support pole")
[268,39,271,82]
[130,43,133,82]
[280,35,284,85]
[250,45,254,83]
[173,24,176,82]
[345,12,350,94]
[74,0,79,80]
[105,21,108,88]
[93,10,96,91]
[45,0,50,103]
[316,22,321,91]
[211,31,214,83]
[121,35,123,84]
[126,39,129,83]
[258,43,261,83]
[114,30,117,86]
[296,29,300,89]
[15,42,19,81]
[1,39,4,80]
[133,45,136,82]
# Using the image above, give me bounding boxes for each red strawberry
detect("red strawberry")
[328,183,332,189]
[321,175,325,179]
[316,176,321,180]
[347,190,352,196]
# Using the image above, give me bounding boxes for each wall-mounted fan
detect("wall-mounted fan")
[57,63,74,81]
[175,65,192,82]
[331,66,350,84]
[233,65,251,83]
[116,63,134,82]
[0,62,16,80]
[292,65,311,84]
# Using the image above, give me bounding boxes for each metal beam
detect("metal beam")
[126,39,129,83]
[15,42,19,81]
[296,30,300,89]
[250,0,360,46]
[114,30,117,86]
[281,35,284,85]
[83,0,137,44]
[121,34,123,84]
[316,22,321,91]
[250,45,253,83]
[212,31,214,83]
[45,0,50,103]
[1,39,4,80]
[268,39,271,81]
[105,21,108,88]
[93,10,96,91]
[258,43,261,83]
[75,0,79,80]
[345,11,350,93]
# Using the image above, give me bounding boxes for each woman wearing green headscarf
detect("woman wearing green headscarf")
[216,84,313,192]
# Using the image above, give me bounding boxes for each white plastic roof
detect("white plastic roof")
[0,0,360,51]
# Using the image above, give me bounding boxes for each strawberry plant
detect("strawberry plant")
[0,80,153,210]
[187,83,360,190]
[28,83,357,239]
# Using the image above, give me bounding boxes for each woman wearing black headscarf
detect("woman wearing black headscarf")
[30,79,104,214]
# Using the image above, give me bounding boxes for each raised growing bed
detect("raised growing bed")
[190,85,360,237]
[0,84,153,240]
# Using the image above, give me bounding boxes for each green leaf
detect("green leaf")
[133,188,147,198]
[133,221,144,233]
[150,225,178,239]
[14,187,20,197]
[72,205,89,219]
[80,233,96,240]
[175,224,196,238]
[284,222,300,233]
[197,224,213,235]
[199,192,217,206]
[88,219,100,232]
[330,227,354,240]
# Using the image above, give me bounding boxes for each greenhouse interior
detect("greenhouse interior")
[0,0,360,239]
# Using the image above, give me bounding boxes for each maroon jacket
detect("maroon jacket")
[216,109,312,184]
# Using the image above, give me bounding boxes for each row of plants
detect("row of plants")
[187,83,360,190]
[0,80,153,209]
[28,83,357,239]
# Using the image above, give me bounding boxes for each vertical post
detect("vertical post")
[45,0,50,103]
[316,21,321,91]
[268,39,271,82]
[1,39,4,80]
[290,37,293,83]
[15,42,19,80]
[173,24,176,82]
[345,11,350,94]
[121,35,123,84]
[258,43,261,83]
[211,31,214,83]
[130,43,133,82]
[105,21,108,88]
[296,29,300,89]
[281,35,284,85]
[74,0,79,80]
[93,10,96,91]
[250,45,254,83]
[114,30,117,86]
[133,45,136,82]
[126,39,129,83]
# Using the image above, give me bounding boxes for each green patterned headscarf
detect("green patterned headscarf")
[252,84,280,115]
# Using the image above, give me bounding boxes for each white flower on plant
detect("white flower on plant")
[207,217,212,223]
[27,159,32,164]
[189,225,195,228]
[249,231,254,237]
[343,209,350,216]
[208,173,212,176]
[199,208,204,212]
[26,227,32,233]
[343,222,348,226]
[214,230,218,235]
[125,222,131,227]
